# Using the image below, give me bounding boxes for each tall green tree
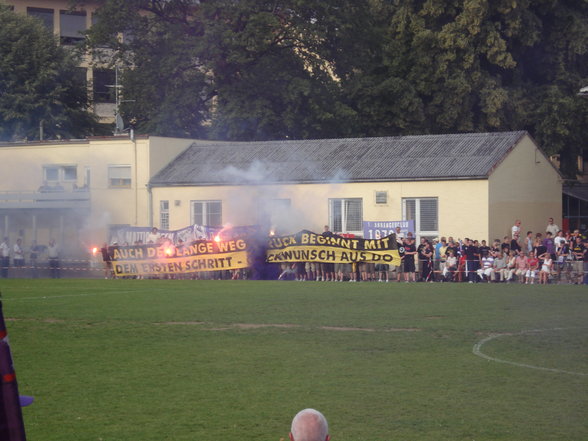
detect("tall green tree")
[87,0,588,176]
[87,0,356,140]
[0,5,99,141]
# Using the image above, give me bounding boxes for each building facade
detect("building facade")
[0,136,200,256]
[149,132,563,243]
[5,0,118,125]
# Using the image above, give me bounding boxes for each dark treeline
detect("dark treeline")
[86,1,586,176]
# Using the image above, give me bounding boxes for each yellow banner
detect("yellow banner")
[113,251,249,277]
[111,239,249,276]
[266,230,402,265]
[266,246,401,265]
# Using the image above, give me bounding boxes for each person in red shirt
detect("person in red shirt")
[526,250,539,284]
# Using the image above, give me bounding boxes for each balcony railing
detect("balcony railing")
[0,188,90,209]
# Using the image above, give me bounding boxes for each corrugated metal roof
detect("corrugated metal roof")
[150,131,528,186]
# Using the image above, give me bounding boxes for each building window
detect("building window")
[191,201,222,227]
[329,198,363,234]
[63,166,77,181]
[93,69,116,103]
[403,198,438,241]
[27,7,54,32]
[43,165,77,183]
[60,10,86,44]
[160,200,170,230]
[44,166,59,182]
[108,165,131,188]
[375,191,388,205]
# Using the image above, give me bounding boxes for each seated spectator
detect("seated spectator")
[477,250,495,282]
[443,249,458,281]
[526,251,539,284]
[504,250,517,282]
[514,251,529,283]
[538,251,553,284]
[493,252,507,282]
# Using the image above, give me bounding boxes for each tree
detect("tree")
[0,5,99,141]
[86,0,357,140]
[87,0,588,176]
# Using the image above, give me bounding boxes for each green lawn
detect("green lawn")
[0,279,586,441]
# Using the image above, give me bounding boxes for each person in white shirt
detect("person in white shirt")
[13,238,25,268]
[47,239,60,278]
[545,218,560,237]
[477,251,495,282]
[0,237,9,278]
[511,219,521,239]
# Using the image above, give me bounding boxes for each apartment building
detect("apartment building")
[5,0,117,125]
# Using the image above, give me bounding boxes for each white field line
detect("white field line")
[1,290,138,301]
[473,328,588,377]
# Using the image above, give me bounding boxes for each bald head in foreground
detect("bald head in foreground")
[289,409,330,441]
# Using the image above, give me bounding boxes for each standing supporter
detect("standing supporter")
[29,240,43,278]
[376,262,389,282]
[403,237,417,282]
[490,239,501,257]
[100,243,113,279]
[13,238,25,269]
[524,231,534,255]
[512,219,522,239]
[501,236,511,255]
[396,235,405,282]
[295,262,306,281]
[556,237,571,283]
[417,238,428,281]
[534,234,547,267]
[0,237,9,278]
[545,217,560,237]
[47,239,60,279]
[463,238,479,283]
[146,227,159,244]
[348,262,358,282]
[526,251,539,284]
[554,230,566,250]
[510,233,522,254]
[543,232,556,260]
[419,239,434,282]
[479,240,490,256]
[571,236,585,284]
[438,238,448,277]
[583,238,588,285]
[320,225,335,282]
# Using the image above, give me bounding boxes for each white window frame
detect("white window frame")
[329,198,363,235]
[191,200,222,227]
[43,165,77,183]
[108,165,132,188]
[160,200,170,230]
[375,191,388,205]
[402,197,439,242]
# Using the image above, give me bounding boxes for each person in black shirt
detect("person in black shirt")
[463,238,479,283]
[510,233,522,254]
[418,239,433,281]
[403,238,417,282]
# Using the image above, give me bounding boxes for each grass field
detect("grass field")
[0,279,586,441]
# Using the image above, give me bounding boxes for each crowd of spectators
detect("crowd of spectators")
[280,219,588,285]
